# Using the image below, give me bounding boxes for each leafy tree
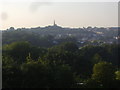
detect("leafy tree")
[44,42,78,66]
[3,41,31,63]
[3,41,47,63]
[59,42,78,52]
[115,70,120,80]
[92,61,116,87]
[20,59,49,88]
[2,56,22,88]
[48,64,75,88]
[28,47,47,61]
[92,53,102,64]
[2,39,119,88]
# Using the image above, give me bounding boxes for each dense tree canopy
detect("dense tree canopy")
[2,41,120,88]
[92,61,115,87]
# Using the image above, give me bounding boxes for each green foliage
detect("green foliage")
[59,42,78,52]
[84,78,101,88]
[3,54,75,88]
[2,41,119,88]
[2,56,15,67]
[92,53,102,64]
[2,56,22,88]
[20,60,48,88]
[115,71,120,80]
[44,42,78,66]
[20,59,75,88]
[3,41,47,63]
[48,64,75,88]
[3,41,31,63]
[92,61,115,87]
[26,53,33,62]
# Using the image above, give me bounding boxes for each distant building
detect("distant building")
[54,20,57,26]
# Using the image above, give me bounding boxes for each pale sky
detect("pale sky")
[0,0,118,30]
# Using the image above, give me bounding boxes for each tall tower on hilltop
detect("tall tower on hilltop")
[54,20,57,26]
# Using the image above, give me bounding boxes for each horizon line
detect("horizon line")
[1,24,119,31]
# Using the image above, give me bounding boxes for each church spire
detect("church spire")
[54,20,57,26]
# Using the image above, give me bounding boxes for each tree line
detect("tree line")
[2,41,120,88]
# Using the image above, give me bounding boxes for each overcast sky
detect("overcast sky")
[0,0,118,30]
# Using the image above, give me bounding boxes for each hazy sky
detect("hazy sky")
[0,0,118,30]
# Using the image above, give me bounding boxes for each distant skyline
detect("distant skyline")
[0,1,118,30]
